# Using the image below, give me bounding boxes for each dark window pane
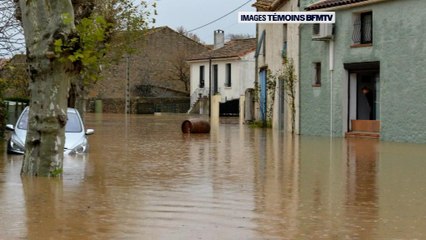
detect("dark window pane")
[199,66,205,88]
[361,12,372,43]
[225,63,231,87]
[313,23,320,35]
[314,62,321,85]
[352,15,361,44]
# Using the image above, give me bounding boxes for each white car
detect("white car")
[6,107,94,154]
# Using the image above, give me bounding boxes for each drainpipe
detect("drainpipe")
[125,54,130,114]
[209,56,212,117]
[329,39,334,137]
[254,24,259,122]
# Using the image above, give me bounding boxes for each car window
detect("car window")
[65,112,82,132]
[17,109,83,133]
[17,109,29,130]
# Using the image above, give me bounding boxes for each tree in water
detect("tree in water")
[17,0,76,176]
[16,0,155,176]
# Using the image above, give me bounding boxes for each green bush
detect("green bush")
[249,120,272,128]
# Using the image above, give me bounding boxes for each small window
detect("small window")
[213,64,218,94]
[313,23,320,35]
[199,65,205,88]
[225,63,231,87]
[313,62,321,87]
[353,11,372,45]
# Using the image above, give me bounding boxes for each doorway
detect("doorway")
[356,73,377,121]
[346,62,380,135]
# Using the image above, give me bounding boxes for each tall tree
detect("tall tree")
[68,0,155,117]
[16,0,154,176]
[17,0,76,176]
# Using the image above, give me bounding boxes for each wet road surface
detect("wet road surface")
[1,113,426,239]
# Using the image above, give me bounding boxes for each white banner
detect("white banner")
[238,12,336,24]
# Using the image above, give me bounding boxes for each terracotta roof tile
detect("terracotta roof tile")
[305,0,369,10]
[253,0,288,11]
[187,38,256,61]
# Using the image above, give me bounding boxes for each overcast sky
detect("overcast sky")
[152,0,256,43]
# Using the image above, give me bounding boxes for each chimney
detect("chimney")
[214,30,225,49]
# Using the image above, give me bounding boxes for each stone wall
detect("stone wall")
[87,97,190,114]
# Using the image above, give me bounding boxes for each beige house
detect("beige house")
[253,0,300,133]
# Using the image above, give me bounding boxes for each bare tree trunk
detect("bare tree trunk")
[19,0,75,176]
[69,76,86,121]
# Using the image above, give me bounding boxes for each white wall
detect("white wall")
[189,52,255,104]
[256,0,300,133]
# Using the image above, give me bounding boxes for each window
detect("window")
[225,63,231,87]
[353,11,372,45]
[17,109,82,132]
[313,23,320,36]
[199,65,205,88]
[213,64,218,94]
[313,62,321,87]
[282,24,288,59]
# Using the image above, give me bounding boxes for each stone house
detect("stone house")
[299,0,426,143]
[187,30,256,116]
[88,26,210,113]
[253,0,300,132]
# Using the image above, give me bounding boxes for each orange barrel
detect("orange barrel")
[181,119,210,133]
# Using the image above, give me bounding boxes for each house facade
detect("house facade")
[253,0,300,132]
[88,26,209,113]
[187,31,256,116]
[299,0,426,143]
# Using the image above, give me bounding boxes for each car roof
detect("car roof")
[23,106,79,113]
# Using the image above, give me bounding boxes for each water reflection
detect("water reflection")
[345,138,379,239]
[0,113,426,239]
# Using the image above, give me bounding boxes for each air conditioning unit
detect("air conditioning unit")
[312,23,334,41]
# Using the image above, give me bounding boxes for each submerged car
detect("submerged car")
[6,107,94,154]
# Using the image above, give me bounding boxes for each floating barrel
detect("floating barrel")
[181,119,210,133]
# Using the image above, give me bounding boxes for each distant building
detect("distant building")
[299,0,426,143]
[187,30,256,116]
[0,54,29,99]
[88,26,209,113]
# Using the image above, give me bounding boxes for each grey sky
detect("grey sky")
[152,0,256,43]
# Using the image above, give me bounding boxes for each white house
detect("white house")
[187,30,256,116]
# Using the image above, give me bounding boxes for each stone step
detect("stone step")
[345,131,380,139]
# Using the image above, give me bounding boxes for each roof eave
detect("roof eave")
[305,0,390,11]
[253,0,288,11]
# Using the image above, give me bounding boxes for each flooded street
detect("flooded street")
[1,113,426,239]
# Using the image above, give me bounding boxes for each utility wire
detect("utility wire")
[188,0,253,32]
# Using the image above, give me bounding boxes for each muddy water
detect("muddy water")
[1,113,426,239]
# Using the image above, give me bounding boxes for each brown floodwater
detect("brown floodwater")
[1,113,426,239]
